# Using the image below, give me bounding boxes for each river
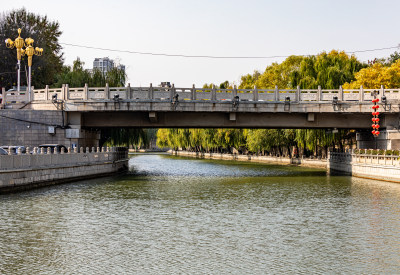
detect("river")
[1,153,400,274]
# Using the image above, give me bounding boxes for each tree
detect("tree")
[239,71,261,89]
[54,58,127,88]
[0,8,63,89]
[343,59,400,89]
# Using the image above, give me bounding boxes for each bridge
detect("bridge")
[2,84,400,149]
[2,84,400,129]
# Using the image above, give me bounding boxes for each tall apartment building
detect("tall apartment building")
[93,57,115,74]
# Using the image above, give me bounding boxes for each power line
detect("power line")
[60,42,399,59]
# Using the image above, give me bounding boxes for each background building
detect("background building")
[93,57,119,74]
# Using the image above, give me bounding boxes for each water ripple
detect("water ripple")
[1,154,400,274]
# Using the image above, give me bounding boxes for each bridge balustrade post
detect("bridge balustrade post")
[274,85,279,101]
[61,84,65,100]
[296,86,300,102]
[84,83,88,100]
[253,85,258,101]
[380,85,385,100]
[212,85,216,101]
[126,83,131,100]
[191,84,196,100]
[105,83,110,99]
[149,83,154,100]
[359,85,364,102]
[45,85,49,101]
[170,84,175,100]
[65,84,69,100]
[317,86,322,101]
[2,87,6,104]
[233,85,237,99]
[339,85,343,101]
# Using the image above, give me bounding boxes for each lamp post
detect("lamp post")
[5,28,26,92]
[24,37,43,100]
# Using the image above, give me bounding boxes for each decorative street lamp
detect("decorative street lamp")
[5,28,26,92]
[5,28,43,100]
[24,37,43,100]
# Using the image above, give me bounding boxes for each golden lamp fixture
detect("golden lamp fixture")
[5,28,43,98]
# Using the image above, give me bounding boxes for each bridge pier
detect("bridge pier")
[357,130,400,150]
[66,112,100,148]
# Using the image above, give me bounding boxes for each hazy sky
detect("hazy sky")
[2,0,400,87]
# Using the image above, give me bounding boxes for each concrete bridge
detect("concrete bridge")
[1,84,400,149]
[3,84,400,129]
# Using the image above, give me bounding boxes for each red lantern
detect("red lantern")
[375,124,380,129]
[376,131,380,135]
[372,130,376,134]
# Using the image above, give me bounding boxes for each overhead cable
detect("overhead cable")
[60,42,399,59]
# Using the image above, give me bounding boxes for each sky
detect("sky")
[2,0,400,87]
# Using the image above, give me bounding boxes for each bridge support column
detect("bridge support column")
[66,112,100,148]
[356,129,400,150]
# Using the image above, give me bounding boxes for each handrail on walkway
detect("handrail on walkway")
[4,83,399,104]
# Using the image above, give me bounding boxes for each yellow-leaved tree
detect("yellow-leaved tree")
[343,60,400,89]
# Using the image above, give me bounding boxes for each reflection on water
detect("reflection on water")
[1,153,400,274]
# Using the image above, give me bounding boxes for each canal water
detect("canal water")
[1,153,400,274]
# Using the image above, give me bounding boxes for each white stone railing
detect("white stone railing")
[0,146,128,171]
[23,84,400,104]
[329,151,400,166]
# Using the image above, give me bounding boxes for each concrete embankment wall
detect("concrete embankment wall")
[328,152,400,183]
[0,109,100,148]
[170,150,327,169]
[0,147,128,193]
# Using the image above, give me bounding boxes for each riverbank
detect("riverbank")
[170,150,400,183]
[329,152,400,183]
[169,150,327,169]
[0,147,128,193]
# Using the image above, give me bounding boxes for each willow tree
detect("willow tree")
[102,128,148,149]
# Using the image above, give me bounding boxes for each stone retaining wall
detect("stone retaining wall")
[0,147,128,193]
[328,152,400,183]
[171,151,327,169]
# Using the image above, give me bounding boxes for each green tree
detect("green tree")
[0,8,63,89]
[343,59,400,89]
[54,58,126,88]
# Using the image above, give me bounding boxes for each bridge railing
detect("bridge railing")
[29,84,400,103]
[329,151,400,166]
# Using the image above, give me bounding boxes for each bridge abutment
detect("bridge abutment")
[0,110,100,148]
[357,130,400,150]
